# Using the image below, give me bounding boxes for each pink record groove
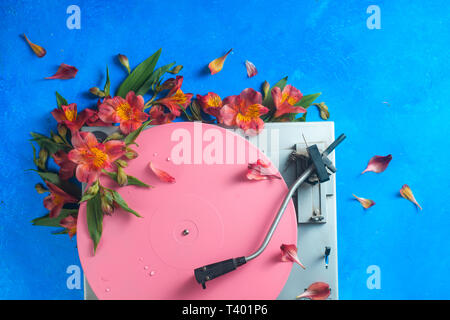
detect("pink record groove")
[77,122,297,299]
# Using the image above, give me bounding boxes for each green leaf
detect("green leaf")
[30,132,67,154]
[103,171,151,188]
[104,66,111,97]
[294,92,322,108]
[30,142,39,167]
[29,170,81,198]
[111,190,142,217]
[124,120,151,146]
[31,209,78,227]
[136,62,175,96]
[55,91,68,108]
[86,193,103,254]
[116,49,162,98]
[262,76,288,107]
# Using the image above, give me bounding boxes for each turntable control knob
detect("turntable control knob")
[182,229,190,236]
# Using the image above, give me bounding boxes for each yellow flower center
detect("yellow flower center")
[64,109,76,122]
[237,104,260,122]
[90,147,108,168]
[172,89,187,104]
[116,102,133,121]
[208,95,222,108]
[53,194,63,205]
[281,93,297,105]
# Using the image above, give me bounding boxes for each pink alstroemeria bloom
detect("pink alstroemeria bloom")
[51,103,95,133]
[98,91,149,134]
[196,92,223,119]
[149,105,176,125]
[156,76,193,117]
[52,150,77,180]
[220,88,269,135]
[43,182,78,218]
[271,85,306,118]
[68,131,126,184]
[60,215,77,239]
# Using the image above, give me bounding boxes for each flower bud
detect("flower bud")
[89,87,106,98]
[124,148,138,160]
[116,159,128,168]
[167,65,183,74]
[52,134,64,144]
[117,166,128,186]
[37,148,48,170]
[106,132,124,141]
[86,180,99,196]
[118,54,131,74]
[262,81,270,100]
[35,183,47,194]
[57,125,67,139]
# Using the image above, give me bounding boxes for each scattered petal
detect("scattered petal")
[296,282,331,300]
[208,49,232,75]
[400,184,422,210]
[353,194,375,209]
[361,154,392,174]
[280,244,306,269]
[45,63,78,80]
[247,159,281,180]
[245,60,258,78]
[23,34,46,58]
[149,161,176,183]
[118,54,131,74]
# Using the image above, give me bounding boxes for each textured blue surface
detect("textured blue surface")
[0,0,449,299]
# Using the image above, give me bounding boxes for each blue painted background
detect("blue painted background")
[0,0,448,299]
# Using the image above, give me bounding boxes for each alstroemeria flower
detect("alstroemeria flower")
[52,150,77,180]
[51,103,94,133]
[280,244,306,269]
[68,131,126,184]
[43,182,78,218]
[353,194,375,209]
[245,60,258,78]
[220,88,269,135]
[208,49,233,75]
[400,184,422,210]
[247,159,281,180]
[196,92,223,118]
[23,34,46,58]
[155,76,193,117]
[296,282,331,300]
[60,215,77,239]
[149,105,176,125]
[149,161,176,183]
[45,63,78,80]
[362,154,392,174]
[98,91,149,134]
[271,85,306,118]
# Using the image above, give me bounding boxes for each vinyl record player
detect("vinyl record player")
[79,121,340,300]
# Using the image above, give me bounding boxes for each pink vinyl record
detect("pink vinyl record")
[77,122,297,299]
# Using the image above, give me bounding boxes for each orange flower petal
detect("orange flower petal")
[208,49,232,75]
[149,161,176,183]
[45,63,78,80]
[400,184,422,210]
[245,60,258,77]
[353,194,375,209]
[23,34,46,58]
[296,282,331,300]
[280,244,306,269]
